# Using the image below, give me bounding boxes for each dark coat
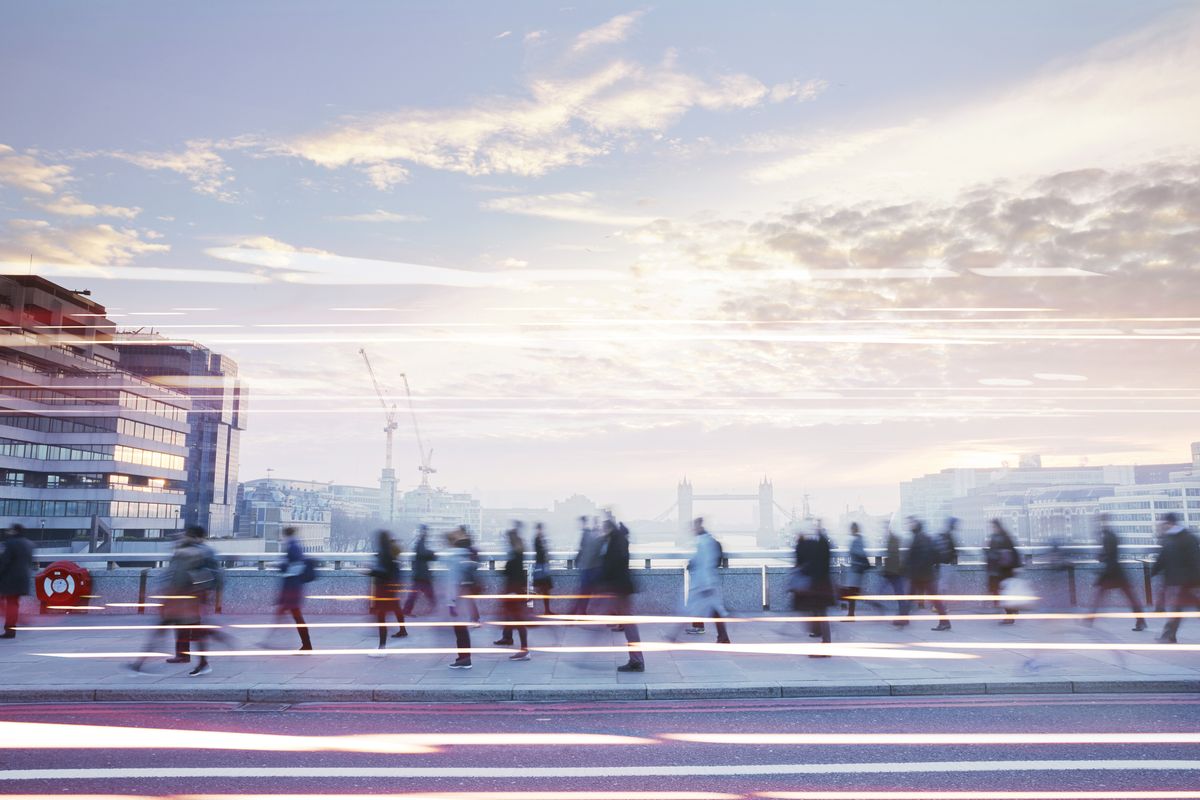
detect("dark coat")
[1152,527,1200,587]
[502,548,527,594]
[599,525,636,597]
[906,531,940,583]
[371,540,401,608]
[985,531,1019,580]
[278,538,307,609]
[411,534,436,581]
[0,532,34,596]
[532,534,552,588]
[793,532,834,606]
[1096,527,1130,588]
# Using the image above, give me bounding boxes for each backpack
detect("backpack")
[714,536,726,568]
[300,557,318,584]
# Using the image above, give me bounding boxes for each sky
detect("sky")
[1,1,1198,526]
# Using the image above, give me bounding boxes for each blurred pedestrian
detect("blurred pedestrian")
[494,524,532,660]
[262,527,314,650]
[532,522,553,614]
[183,525,234,676]
[1086,513,1147,631]
[841,522,873,618]
[881,522,910,627]
[367,529,408,656]
[402,525,437,616]
[0,524,34,639]
[443,526,478,668]
[985,519,1021,624]
[1153,512,1200,644]
[935,517,960,596]
[790,522,834,652]
[600,518,644,672]
[130,529,211,674]
[906,518,951,631]
[672,517,730,643]
[571,516,604,615]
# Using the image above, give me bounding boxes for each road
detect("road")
[2,694,1200,798]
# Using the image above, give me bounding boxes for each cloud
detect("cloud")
[108,139,236,200]
[524,30,547,44]
[768,78,829,104]
[747,12,1200,196]
[283,51,804,184]
[0,260,267,284]
[34,194,140,220]
[328,209,428,223]
[498,257,529,269]
[204,240,623,286]
[483,191,659,226]
[572,10,646,53]
[0,144,72,195]
[494,30,512,40]
[0,218,169,265]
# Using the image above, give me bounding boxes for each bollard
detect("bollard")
[761,564,769,610]
[1142,560,1154,606]
[1066,563,1077,607]
[644,558,652,570]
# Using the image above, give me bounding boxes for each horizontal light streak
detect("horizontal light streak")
[18,624,217,631]
[914,642,1200,652]
[229,621,478,629]
[845,595,1037,602]
[187,647,518,656]
[33,651,174,658]
[46,605,104,611]
[0,721,653,754]
[666,732,1200,746]
[760,792,1200,799]
[104,602,162,608]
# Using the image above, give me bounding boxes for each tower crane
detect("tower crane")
[359,348,399,522]
[398,373,436,488]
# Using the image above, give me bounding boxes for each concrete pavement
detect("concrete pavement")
[1,608,1197,702]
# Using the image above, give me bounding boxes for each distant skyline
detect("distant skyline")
[2,2,1198,520]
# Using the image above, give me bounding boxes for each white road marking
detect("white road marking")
[1,760,1198,781]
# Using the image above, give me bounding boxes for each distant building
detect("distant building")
[394,484,482,542]
[236,478,331,552]
[0,276,190,545]
[115,336,246,537]
[835,504,892,547]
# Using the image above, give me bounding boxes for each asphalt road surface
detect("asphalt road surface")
[2,694,1199,798]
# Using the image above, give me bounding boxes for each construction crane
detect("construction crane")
[398,373,436,488]
[358,349,398,471]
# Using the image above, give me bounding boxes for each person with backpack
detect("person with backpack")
[0,524,34,639]
[402,525,438,616]
[600,518,645,672]
[790,522,834,651]
[906,517,951,631]
[985,519,1021,624]
[672,517,731,644]
[842,522,875,618]
[881,521,910,627]
[262,526,314,650]
[129,528,212,674]
[1086,513,1147,632]
[367,529,408,656]
[1153,512,1200,644]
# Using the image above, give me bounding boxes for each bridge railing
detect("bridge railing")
[34,544,1161,572]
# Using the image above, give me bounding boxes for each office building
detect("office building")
[0,276,189,544]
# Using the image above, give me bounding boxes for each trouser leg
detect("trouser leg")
[453,622,471,660]
[291,608,312,649]
[2,596,17,632]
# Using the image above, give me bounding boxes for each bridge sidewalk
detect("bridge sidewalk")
[0,610,1196,703]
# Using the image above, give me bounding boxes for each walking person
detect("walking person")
[1086,514,1147,631]
[906,518,951,631]
[935,517,960,596]
[367,529,408,656]
[532,523,553,614]
[672,518,731,643]
[571,517,603,615]
[183,525,235,676]
[130,529,208,673]
[600,518,645,672]
[881,522,910,627]
[1153,512,1200,644]
[842,522,874,618]
[790,523,835,652]
[0,524,34,639]
[401,525,438,616]
[262,527,314,650]
[493,524,532,660]
[985,519,1021,624]
[443,526,479,669]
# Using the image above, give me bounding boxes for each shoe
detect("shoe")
[716,638,732,645]
[891,621,909,629]
[493,638,514,646]
[1156,634,1177,644]
[509,652,531,661]
[449,658,473,669]
[188,663,212,677]
[808,632,821,638]
[392,630,408,638]
[686,628,704,635]
[368,649,387,658]
[809,654,832,659]
[125,663,148,675]
[165,655,190,664]
[617,661,644,673]
[999,619,1016,626]
[1133,621,1148,632]
[0,631,15,639]
[610,625,626,632]
[932,623,952,632]
[299,643,313,651]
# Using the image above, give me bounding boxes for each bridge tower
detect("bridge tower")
[677,477,693,546]
[757,477,775,546]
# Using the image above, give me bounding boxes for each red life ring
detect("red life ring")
[35,561,93,608]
